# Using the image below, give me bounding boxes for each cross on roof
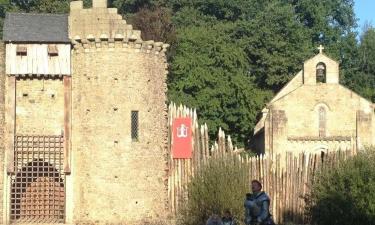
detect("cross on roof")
[318,45,324,54]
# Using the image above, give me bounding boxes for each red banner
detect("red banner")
[172,117,193,159]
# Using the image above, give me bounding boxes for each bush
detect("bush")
[309,148,375,225]
[178,155,249,225]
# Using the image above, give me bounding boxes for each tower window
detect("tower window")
[319,107,326,137]
[48,45,59,56]
[16,45,27,56]
[131,111,139,141]
[316,62,326,83]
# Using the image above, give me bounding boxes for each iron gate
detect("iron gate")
[11,135,65,223]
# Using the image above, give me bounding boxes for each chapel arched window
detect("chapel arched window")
[316,62,326,83]
[319,106,326,137]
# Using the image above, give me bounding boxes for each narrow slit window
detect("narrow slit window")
[16,45,27,56]
[131,111,139,141]
[48,45,59,56]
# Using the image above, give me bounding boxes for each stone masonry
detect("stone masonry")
[0,41,5,224]
[253,47,375,155]
[0,0,170,224]
[68,0,170,224]
[15,78,64,135]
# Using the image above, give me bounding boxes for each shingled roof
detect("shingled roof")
[3,13,70,43]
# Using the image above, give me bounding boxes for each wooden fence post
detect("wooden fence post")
[167,102,358,224]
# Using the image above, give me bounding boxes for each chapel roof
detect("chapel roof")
[3,13,70,43]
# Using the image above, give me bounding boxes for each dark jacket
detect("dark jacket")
[244,191,271,223]
[206,216,224,225]
[222,217,236,225]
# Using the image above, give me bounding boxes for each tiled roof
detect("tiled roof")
[3,12,70,43]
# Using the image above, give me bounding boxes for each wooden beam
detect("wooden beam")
[6,76,15,174]
[63,76,72,174]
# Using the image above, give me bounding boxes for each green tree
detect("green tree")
[127,6,176,44]
[166,0,265,22]
[287,0,357,52]
[344,26,375,102]
[168,1,314,146]
[241,1,312,89]
[359,26,375,74]
[287,0,359,83]
[11,0,69,13]
[178,156,249,225]
[112,0,163,14]
[168,22,271,146]
[309,148,375,225]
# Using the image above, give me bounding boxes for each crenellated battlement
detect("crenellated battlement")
[72,35,169,55]
[69,1,129,39]
[69,0,169,55]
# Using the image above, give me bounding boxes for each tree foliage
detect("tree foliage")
[356,26,375,102]
[128,6,176,44]
[308,148,375,225]
[241,2,312,89]
[178,156,249,225]
[167,22,271,145]
[10,0,69,13]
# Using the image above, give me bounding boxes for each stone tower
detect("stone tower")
[68,0,170,224]
[0,0,170,224]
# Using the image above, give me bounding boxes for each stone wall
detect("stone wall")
[287,138,353,153]
[0,42,5,223]
[258,52,375,155]
[69,1,142,42]
[0,1,170,223]
[357,110,373,148]
[68,2,170,223]
[70,41,169,224]
[15,78,64,135]
[274,85,372,136]
[268,84,373,154]
[269,110,288,155]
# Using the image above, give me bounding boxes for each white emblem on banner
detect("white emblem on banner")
[177,124,188,138]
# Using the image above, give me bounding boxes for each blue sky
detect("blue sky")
[354,0,375,34]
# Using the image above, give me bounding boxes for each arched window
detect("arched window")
[316,62,326,83]
[319,106,326,137]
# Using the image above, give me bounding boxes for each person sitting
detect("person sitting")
[206,209,224,225]
[244,180,275,225]
[222,209,236,225]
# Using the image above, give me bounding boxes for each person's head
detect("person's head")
[223,209,232,219]
[211,208,221,220]
[251,180,262,193]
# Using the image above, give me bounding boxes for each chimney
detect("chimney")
[93,0,107,8]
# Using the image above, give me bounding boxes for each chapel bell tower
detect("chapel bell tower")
[303,45,340,85]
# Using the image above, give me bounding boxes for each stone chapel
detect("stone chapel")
[252,46,375,155]
[0,0,170,224]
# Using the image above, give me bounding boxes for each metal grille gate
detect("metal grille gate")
[11,135,65,223]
